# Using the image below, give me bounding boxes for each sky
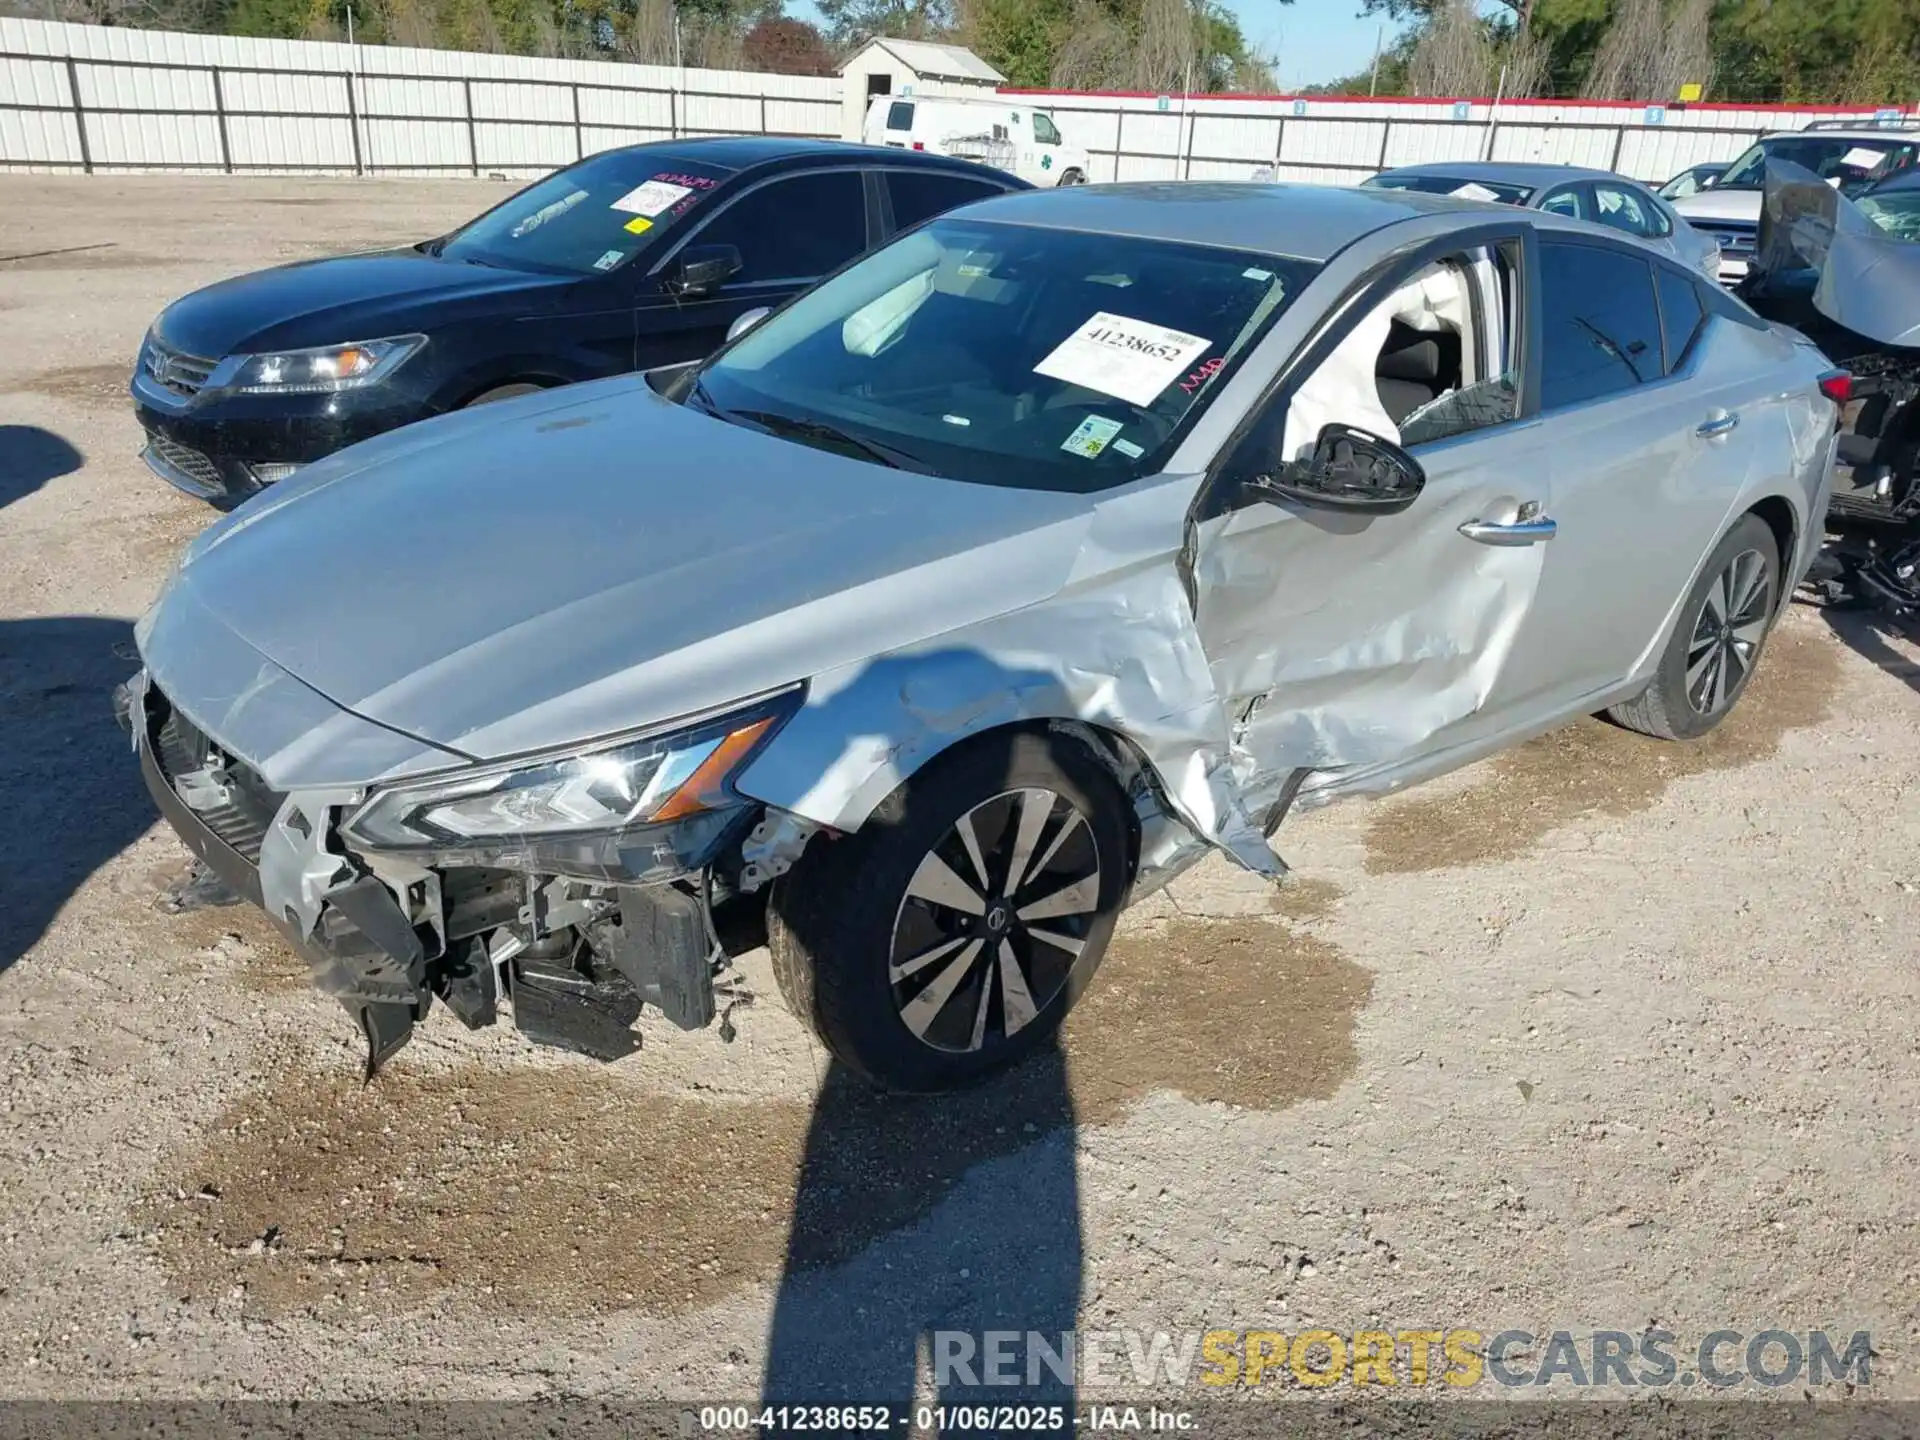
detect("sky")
[785,0,1404,92]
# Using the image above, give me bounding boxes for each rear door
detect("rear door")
[1474,237,1758,715]
[877,98,916,148]
[634,167,875,367]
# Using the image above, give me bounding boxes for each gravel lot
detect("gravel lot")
[3,175,1919,1409]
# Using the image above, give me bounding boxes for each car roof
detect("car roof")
[1763,127,1918,142]
[947,180,1513,262]
[603,135,1017,181]
[1376,160,1622,189]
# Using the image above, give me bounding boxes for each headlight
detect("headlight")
[222,335,426,395]
[340,689,798,850]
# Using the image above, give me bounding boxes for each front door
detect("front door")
[1189,236,1558,790]
[635,168,876,370]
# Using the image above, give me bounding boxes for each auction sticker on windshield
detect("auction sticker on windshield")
[1034,312,1211,407]
[1451,181,1502,201]
[611,179,694,217]
[1061,414,1125,458]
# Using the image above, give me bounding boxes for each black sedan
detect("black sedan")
[132,137,1027,507]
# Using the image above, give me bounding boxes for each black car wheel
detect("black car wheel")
[768,730,1131,1092]
[1610,513,1779,740]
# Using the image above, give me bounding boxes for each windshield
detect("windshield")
[1363,173,1533,205]
[1720,136,1919,195]
[438,153,729,275]
[1859,188,1920,241]
[693,218,1319,493]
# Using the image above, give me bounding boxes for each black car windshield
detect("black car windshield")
[1720,136,1920,194]
[693,218,1320,493]
[438,153,730,275]
[1363,173,1533,204]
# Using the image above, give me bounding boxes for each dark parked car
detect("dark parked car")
[131,137,1027,507]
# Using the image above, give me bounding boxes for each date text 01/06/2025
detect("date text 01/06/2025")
[690,1405,1198,1432]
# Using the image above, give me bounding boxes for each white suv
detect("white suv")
[1671,119,1920,283]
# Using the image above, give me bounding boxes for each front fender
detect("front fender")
[732,563,1284,878]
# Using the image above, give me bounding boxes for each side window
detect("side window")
[687,171,868,285]
[1593,183,1660,238]
[1033,112,1063,145]
[885,170,1008,232]
[1538,239,1663,408]
[1655,265,1706,373]
[886,101,915,131]
[1538,186,1587,221]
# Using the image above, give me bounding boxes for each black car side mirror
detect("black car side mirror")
[667,244,743,297]
[1248,423,1426,514]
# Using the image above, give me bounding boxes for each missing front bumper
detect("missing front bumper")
[135,691,723,1074]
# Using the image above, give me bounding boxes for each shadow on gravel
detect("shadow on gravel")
[0,616,147,975]
[0,424,83,510]
[1821,603,1920,695]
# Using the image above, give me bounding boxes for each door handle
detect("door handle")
[1458,517,1557,546]
[1697,411,1741,439]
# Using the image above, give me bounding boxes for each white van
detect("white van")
[863,95,1091,189]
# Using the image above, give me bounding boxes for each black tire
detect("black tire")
[1057,169,1087,187]
[464,382,544,407]
[768,730,1132,1093]
[1609,512,1780,740]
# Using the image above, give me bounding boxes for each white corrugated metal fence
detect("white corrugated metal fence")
[3,17,1915,185]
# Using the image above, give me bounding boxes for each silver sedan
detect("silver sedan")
[1364,160,1725,279]
[128,181,1837,1091]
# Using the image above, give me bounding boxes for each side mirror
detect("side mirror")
[1699,173,1718,190]
[726,306,772,343]
[667,243,743,296]
[1249,423,1426,514]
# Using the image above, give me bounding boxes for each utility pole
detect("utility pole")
[1369,22,1383,97]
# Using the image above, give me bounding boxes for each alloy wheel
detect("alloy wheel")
[888,787,1104,1054]
[1686,546,1771,716]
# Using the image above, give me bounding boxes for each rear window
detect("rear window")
[1655,266,1706,372]
[439,152,727,276]
[887,101,915,131]
[1363,173,1533,205]
[885,170,1009,231]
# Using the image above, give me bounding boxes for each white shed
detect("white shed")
[838,37,1007,140]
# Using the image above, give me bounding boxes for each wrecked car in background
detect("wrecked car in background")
[1741,159,1920,611]
[124,181,1837,1093]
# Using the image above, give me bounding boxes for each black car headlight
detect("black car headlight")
[219,335,427,395]
[340,689,799,852]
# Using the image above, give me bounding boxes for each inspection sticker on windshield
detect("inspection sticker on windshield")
[1450,181,1502,201]
[611,179,694,217]
[1034,312,1211,407]
[1061,415,1125,458]
[1841,146,1887,170]
[624,216,654,235]
[593,249,624,272]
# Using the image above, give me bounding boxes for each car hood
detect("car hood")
[1672,189,1762,225]
[153,250,572,357]
[165,375,1099,764]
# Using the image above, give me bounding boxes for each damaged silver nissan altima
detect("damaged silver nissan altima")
[124,181,1838,1092]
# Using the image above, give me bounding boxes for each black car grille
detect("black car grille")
[144,432,223,493]
[149,691,285,864]
[143,339,218,398]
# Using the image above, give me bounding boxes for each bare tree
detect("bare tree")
[1583,0,1710,100]
[622,0,675,64]
[1407,0,1492,98]
[1134,0,1196,93]
[1049,0,1131,90]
